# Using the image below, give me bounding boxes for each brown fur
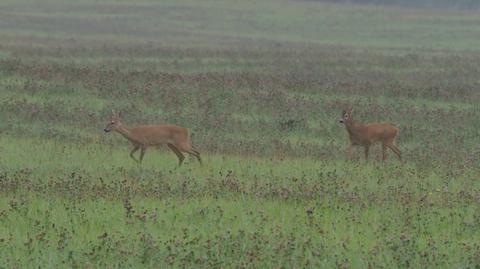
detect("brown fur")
[340,108,402,161]
[104,113,201,165]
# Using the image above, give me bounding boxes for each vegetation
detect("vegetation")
[0,0,479,268]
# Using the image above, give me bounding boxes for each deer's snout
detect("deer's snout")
[104,128,110,133]
[339,119,344,123]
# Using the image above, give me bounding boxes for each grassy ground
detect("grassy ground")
[1,0,480,268]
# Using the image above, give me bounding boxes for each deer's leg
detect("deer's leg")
[387,144,402,161]
[382,143,387,161]
[178,143,202,165]
[139,147,146,163]
[347,144,354,160]
[189,147,202,165]
[364,145,370,161]
[130,145,140,163]
[167,143,185,166]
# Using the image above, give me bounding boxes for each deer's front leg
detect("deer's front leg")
[347,143,354,160]
[139,147,146,163]
[364,145,370,161]
[130,145,140,163]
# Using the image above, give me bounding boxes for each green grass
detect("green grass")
[1,136,479,267]
[1,0,480,268]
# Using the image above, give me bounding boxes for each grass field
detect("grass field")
[1,0,480,268]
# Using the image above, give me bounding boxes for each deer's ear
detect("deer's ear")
[117,111,123,119]
[348,107,354,113]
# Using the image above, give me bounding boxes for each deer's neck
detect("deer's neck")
[115,125,135,142]
[345,120,362,136]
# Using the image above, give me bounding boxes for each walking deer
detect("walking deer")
[104,112,202,166]
[339,107,402,161]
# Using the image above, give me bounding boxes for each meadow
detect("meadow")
[0,0,480,268]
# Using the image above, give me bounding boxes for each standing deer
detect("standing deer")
[104,112,201,166]
[339,107,402,161]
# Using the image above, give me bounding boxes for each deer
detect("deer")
[103,111,202,166]
[339,107,402,162]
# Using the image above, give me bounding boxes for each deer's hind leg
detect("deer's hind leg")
[384,136,401,161]
[178,143,202,165]
[189,147,202,165]
[387,144,402,161]
[167,143,185,166]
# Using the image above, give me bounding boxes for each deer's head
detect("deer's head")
[339,108,353,124]
[104,111,122,133]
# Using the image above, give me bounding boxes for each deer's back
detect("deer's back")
[129,124,188,145]
[365,123,399,141]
